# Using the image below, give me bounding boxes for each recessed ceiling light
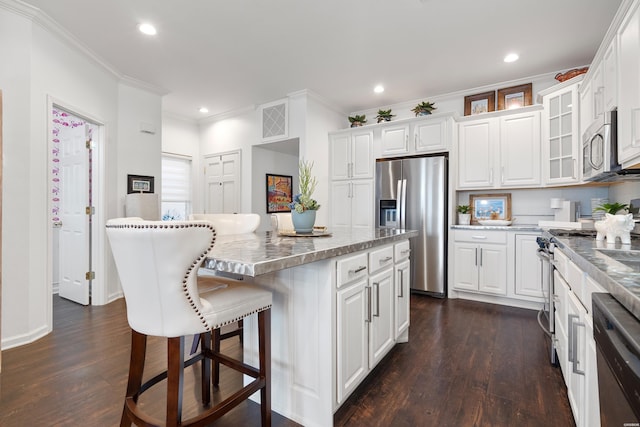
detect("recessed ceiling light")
[374,85,384,94]
[138,23,157,36]
[199,107,209,114]
[504,53,519,63]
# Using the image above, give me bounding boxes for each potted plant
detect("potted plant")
[348,114,367,127]
[411,101,437,116]
[593,202,629,215]
[457,205,471,225]
[376,109,395,123]
[289,159,320,233]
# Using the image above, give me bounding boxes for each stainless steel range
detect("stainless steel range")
[536,229,598,365]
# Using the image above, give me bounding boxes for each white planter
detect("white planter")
[458,213,471,225]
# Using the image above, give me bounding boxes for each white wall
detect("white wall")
[608,181,640,207]
[251,142,300,231]
[0,5,162,349]
[200,109,257,213]
[161,114,202,213]
[458,186,610,225]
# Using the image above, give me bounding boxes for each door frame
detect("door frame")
[46,96,107,323]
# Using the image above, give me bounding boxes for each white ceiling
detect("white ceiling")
[21,0,622,121]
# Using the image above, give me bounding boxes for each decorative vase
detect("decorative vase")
[292,210,317,233]
[417,110,432,116]
[350,121,363,128]
[458,213,471,225]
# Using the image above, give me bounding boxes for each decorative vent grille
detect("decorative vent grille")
[261,100,288,141]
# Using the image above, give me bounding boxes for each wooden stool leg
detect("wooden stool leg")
[239,319,244,344]
[259,309,272,426]
[121,330,147,427]
[213,328,221,387]
[201,332,211,405]
[166,336,185,426]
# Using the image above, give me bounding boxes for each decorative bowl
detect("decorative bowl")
[477,220,512,226]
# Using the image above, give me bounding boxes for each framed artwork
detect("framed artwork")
[266,173,293,213]
[127,174,154,194]
[469,193,512,224]
[497,83,532,110]
[464,91,496,116]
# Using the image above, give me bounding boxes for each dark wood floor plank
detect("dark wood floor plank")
[0,294,574,427]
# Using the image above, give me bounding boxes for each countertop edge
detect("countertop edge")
[451,225,542,232]
[545,232,640,320]
[251,231,418,276]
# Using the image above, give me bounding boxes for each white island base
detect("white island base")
[240,241,411,426]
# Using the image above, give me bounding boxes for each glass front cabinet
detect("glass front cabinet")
[541,77,582,185]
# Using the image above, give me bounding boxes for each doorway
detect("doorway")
[49,102,104,309]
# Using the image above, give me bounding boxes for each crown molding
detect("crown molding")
[197,104,257,125]
[120,75,169,96]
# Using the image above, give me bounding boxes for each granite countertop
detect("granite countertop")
[451,224,542,232]
[546,231,640,320]
[202,227,419,277]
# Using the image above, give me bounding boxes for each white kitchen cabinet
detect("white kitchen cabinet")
[331,179,373,229]
[457,107,542,189]
[553,248,602,427]
[566,290,587,427]
[617,1,640,167]
[579,78,593,143]
[380,124,410,156]
[336,242,407,405]
[379,114,453,158]
[514,234,544,300]
[368,268,395,367]
[457,117,496,189]
[336,279,368,403]
[500,110,541,187]
[603,37,618,113]
[329,129,373,181]
[395,259,410,339]
[452,230,507,295]
[554,271,570,384]
[541,79,581,185]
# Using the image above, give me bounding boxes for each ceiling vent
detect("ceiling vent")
[260,99,288,142]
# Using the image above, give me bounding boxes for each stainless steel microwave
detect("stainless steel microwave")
[582,110,635,182]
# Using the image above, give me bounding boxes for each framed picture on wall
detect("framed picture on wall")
[464,91,496,116]
[497,83,532,110]
[127,174,155,194]
[266,174,293,213]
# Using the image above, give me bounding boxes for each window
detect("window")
[161,154,192,220]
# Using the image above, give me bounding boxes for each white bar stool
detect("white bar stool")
[106,218,272,426]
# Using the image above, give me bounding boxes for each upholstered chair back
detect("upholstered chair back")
[106,218,216,337]
[189,213,260,235]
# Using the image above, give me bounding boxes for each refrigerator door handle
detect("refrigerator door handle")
[400,179,407,229]
[396,179,403,228]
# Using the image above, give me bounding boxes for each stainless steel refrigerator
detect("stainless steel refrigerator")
[375,155,447,297]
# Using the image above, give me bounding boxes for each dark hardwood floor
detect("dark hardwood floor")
[0,294,574,426]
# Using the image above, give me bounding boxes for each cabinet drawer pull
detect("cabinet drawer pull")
[471,235,487,240]
[380,256,393,263]
[350,265,367,274]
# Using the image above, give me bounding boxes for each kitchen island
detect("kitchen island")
[203,227,418,427]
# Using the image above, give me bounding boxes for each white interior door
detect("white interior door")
[204,151,240,213]
[58,121,90,305]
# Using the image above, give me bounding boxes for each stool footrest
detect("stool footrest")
[206,349,260,379]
